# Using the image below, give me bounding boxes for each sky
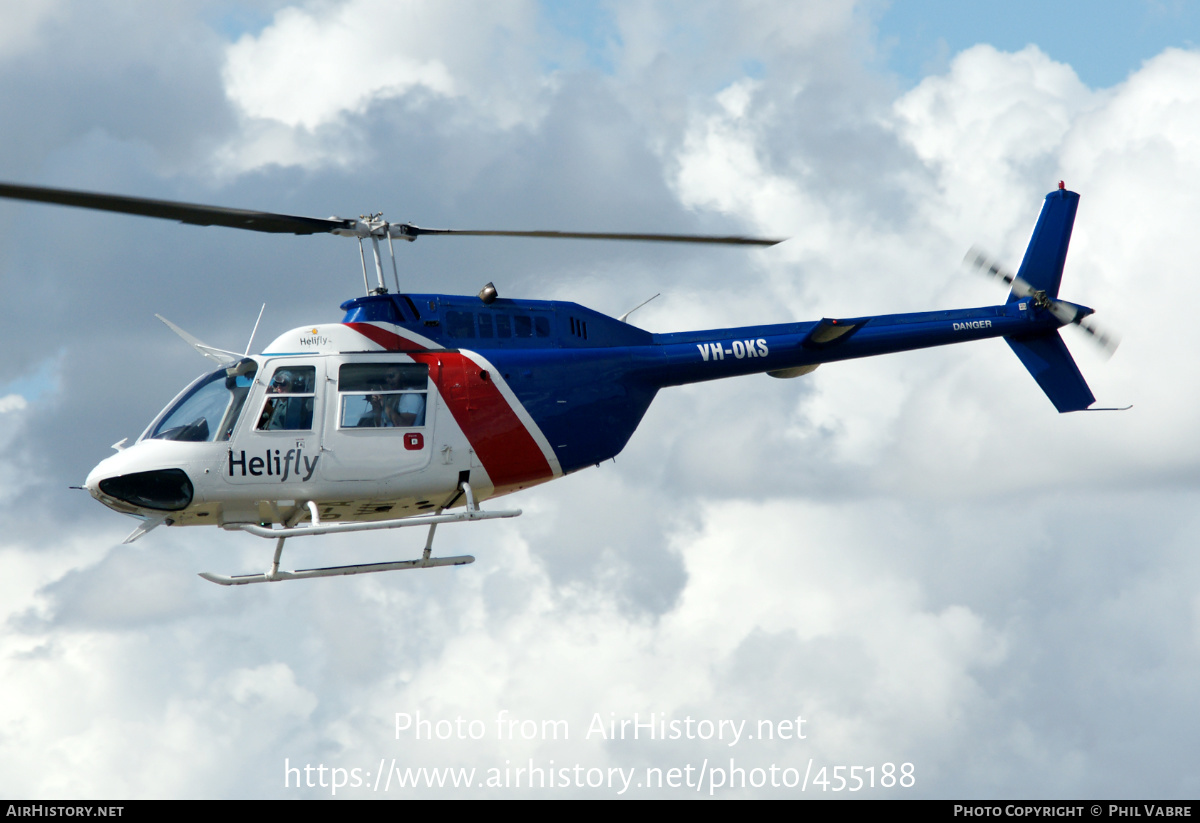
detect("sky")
[1,0,1199,799]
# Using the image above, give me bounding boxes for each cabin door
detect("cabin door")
[223,357,325,489]
[319,357,436,481]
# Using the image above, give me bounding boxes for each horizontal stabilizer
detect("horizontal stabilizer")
[800,318,862,350]
[1006,331,1094,412]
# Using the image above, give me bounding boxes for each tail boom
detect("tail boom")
[645,302,1058,389]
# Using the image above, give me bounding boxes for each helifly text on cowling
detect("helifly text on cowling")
[698,339,769,361]
[229,449,319,482]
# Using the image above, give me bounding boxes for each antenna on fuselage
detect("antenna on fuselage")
[618,293,661,323]
[244,304,266,356]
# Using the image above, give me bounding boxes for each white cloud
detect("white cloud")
[883,43,1200,486]
[224,4,458,130]
[674,79,811,238]
[214,0,562,174]
[220,0,549,174]
[895,45,1093,181]
[381,499,1007,794]
[0,501,1006,797]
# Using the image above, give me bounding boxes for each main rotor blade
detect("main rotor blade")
[0,181,355,235]
[396,225,785,246]
[0,181,786,246]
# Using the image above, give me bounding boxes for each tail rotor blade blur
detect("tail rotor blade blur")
[1077,316,1121,359]
[964,246,1119,358]
[964,246,1034,297]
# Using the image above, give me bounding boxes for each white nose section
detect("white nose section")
[84,457,116,501]
[84,451,194,513]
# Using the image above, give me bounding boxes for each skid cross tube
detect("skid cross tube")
[199,483,517,585]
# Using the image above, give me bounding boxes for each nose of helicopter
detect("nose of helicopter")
[85,457,194,513]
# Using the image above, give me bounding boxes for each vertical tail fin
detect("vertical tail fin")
[1010,186,1079,302]
[1006,187,1094,412]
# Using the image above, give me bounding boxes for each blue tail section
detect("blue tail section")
[1006,331,1095,412]
[1011,187,1079,301]
[1006,187,1093,412]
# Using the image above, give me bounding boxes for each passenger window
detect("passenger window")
[338,363,429,428]
[445,310,476,339]
[257,366,316,431]
[478,314,494,338]
[535,316,550,337]
[514,315,533,338]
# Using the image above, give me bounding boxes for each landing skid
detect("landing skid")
[198,553,474,586]
[199,482,517,586]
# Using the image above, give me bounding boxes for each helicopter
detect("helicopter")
[0,180,1118,585]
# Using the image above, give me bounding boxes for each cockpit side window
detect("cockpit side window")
[148,359,259,443]
[338,363,428,429]
[256,365,316,431]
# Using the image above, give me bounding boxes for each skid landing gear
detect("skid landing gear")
[199,482,518,586]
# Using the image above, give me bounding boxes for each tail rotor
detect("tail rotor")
[964,246,1120,358]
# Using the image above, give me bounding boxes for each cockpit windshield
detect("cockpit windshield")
[147,359,259,443]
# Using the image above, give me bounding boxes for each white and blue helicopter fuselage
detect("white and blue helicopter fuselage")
[2,182,1109,584]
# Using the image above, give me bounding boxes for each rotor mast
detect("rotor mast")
[351,213,402,294]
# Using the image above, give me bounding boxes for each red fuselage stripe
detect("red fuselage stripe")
[343,322,553,488]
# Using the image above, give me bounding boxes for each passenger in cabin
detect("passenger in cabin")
[356,401,382,427]
[388,392,426,427]
[342,363,427,428]
[361,368,427,428]
[381,368,425,427]
[361,371,392,426]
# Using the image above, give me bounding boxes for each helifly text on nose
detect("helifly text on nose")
[697,339,769,361]
[229,449,318,482]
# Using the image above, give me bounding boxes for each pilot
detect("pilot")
[259,369,313,429]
